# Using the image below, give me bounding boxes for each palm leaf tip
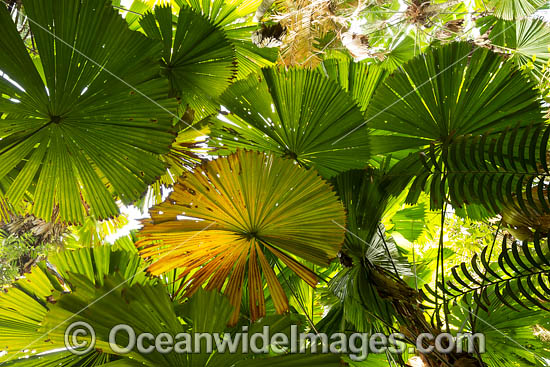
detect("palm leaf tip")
[136,149,346,324]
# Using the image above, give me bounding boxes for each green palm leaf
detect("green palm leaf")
[173,0,279,79]
[390,204,427,243]
[410,123,550,215]
[97,361,146,367]
[0,246,151,361]
[175,0,261,26]
[366,42,544,154]
[235,354,342,366]
[0,0,178,223]
[449,294,550,365]
[43,275,186,366]
[485,0,547,20]
[428,232,550,314]
[488,17,550,85]
[377,35,417,72]
[367,42,546,210]
[137,150,346,324]
[211,68,370,178]
[317,52,388,113]
[140,4,236,117]
[0,351,113,366]
[334,168,394,253]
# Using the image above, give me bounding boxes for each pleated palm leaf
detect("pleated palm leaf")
[448,292,550,365]
[316,51,388,114]
[173,0,279,79]
[366,42,544,154]
[486,17,550,86]
[367,42,545,211]
[0,246,339,366]
[0,0,178,224]
[139,4,236,119]
[485,0,547,20]
[0,246,151,362]
[211,67,370,178]
[376,35,418,73]
[137,150,346,324]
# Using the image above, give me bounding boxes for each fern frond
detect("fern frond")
[402,123,550,216]
[425,232,550,313]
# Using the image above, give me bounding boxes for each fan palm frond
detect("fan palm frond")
[0,0,178,223]
[137,150,346,324]
[211,67,370,178]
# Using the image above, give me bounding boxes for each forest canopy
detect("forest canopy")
[2,0,550,366]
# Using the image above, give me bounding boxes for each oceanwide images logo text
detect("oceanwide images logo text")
[65,322,485,361]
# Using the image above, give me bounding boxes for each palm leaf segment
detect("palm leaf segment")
[368,42,545,210]
[487,17,550,86]
[211,67,370,178]
[0,246,316,366]
[173,0,279,79]
[486,0,547,20]
[140,4,236,117]
[0,0,177,223]
[137,150,346,324]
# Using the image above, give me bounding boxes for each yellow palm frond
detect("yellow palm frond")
[137,150,346,324]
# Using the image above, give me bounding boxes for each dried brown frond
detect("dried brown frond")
[274,0,344,66]
[1,208,67,246]
[405,0,431,26]
[405,0,464,29]
[534,325,550,342]
[434,19,464,41]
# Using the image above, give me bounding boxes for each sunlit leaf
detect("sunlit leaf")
[137,150,346,324]
[140,4,236,118]
[367,42,544,153]
[173,0,279,79]
[485,0,547,20]
[0,0,178,223]
[211,68,370,178]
